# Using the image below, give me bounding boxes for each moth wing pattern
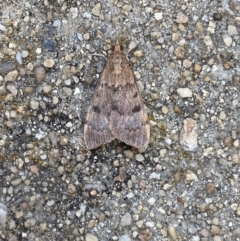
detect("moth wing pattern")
[84,67,115,150]
[109,53,150,152]
[84,39,150,152]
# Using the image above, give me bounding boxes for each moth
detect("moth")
[84,38,150,152]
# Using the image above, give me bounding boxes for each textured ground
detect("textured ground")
[0,0,240,241]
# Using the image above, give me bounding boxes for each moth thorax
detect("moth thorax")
[113,56,123,75]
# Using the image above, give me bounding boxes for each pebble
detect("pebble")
[119,234,131,241]
[21,50,28,58]
[85,233,98,241]
[120,212,132,226]
[0,203,7,228]
[210,225,220,235]
[204,36,213,46]
[135,153,144,162]
[154,12,163,20]
[180,118,198,151]
[122,4,132,12]
[4,70,18,82]
[236,206,240,216]
[162,106,168,114]
[213,236,222,241]
[183,59,192,68]
[43,39,56,51]
[24,218,36,228]
[228,25,237,35]
[48,131,58,146]
[83,33,90,40]
[52,96,59,104]
[233,226,240,237]
[60,136,68,146]
[222,33,232,47]
[177,88,192,98]
[30,100,39,110]
[0,61,16,74]
[92,3,101,17]
[138,229,152,241]
[44,58,55,68]
[194,63,202,73]
[53,19,61,28]
[47,200,55,206]
[123,150,134,158]
[174,46,185,58]
[30,165,39,174]
[16,52,22,64]
[148,197,156,205]
[219,111,226,120]
[185,170,198,182]
[63,87,72,96]
[11,178,22,186]
[35,66,47,83]
[196,21,204,34]
[205,183,215,194]
[6,84,18,96]
[199,228,209,237]
[43,85,52,94]
[167,226,178,241]
[176,12,189,23]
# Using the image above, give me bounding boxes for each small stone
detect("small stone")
[35,66,46,83]
[219,111,226,120]
[228,25,238,35]
[44,39,56,51]
[53,96,59,104]
[205,183,215,194]
[134,50,144,57]
[0,61,16,74]
[53,19,61,28]
[174,46,185,58]
[63,87,72,96]
[183,59,192,68]
[122,4,132,12]
[43,58,55,68]
[210,225,220,235]
[83,33,90,40]
[60,136,68,146]
[196,22,204,34]
[222,33,232,47]
[176,12,189,23]
[123,150,134,158]
[92,3,101,17]
[185,170,198,182]
[47,200,55,206]
[167,226,178,241]
[212,217,219,226]
[204,36,213,46]
[114,166,127,182]
[21,50,28,58]
[135,154,144,162]
[194,63,202,73]
[233,226,240,237]
[214,236,222,241]
[68,184,76,194]
[137,229,152,241]
[148,197,156,205]
[24,218,36,228]
[30,100,39,110]
[172,33,180,41]
[232,154,239,164]
[43,85,52,94]
[225,137,233,147]
[6,84,18,96]
[177,88,192,98]
[162,106,168,114]
[120,212,132,226]
[30,165,39,174]
[0,203,7,228]
[85,233,98,241]
[180,118,198,151]
[119,234,131,241]
[48,131,58,146]
[4,70,18,82]
[199,228,209,237]
[154,12,163,20]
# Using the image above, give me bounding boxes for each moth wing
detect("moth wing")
[109,63,150,152]
[84,66,115,150]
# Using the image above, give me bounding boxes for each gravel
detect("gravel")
[0,1,240,241]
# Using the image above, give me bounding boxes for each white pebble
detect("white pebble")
[177,88,192,98]
[222,33,232,47]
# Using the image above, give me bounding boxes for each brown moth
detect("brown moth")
[84,38,150,152]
